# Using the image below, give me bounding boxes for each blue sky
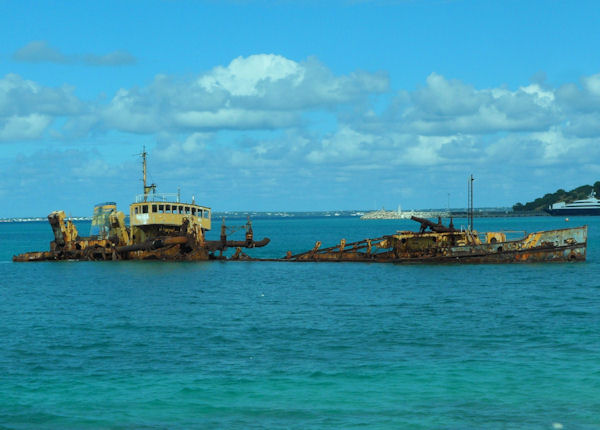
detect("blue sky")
[2,0,600,216]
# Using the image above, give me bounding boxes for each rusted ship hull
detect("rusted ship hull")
[282,222,587,264]
[13,209,587,265]
[13,237,270,262]
[12,211,269,262]
[283,241,585,263]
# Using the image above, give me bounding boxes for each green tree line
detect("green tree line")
[513,181,600,211]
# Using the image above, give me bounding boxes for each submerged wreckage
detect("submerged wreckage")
[281,216,587,263]
[13,162,587,264]
[13,150,270,262]
[283,176,586,263]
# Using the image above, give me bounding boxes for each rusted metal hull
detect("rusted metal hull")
[12,211,270,262]
[12,208,587,265]
[281,225,588,264]
[13,236,271,262]
[13,238,271,262]
[282,243,585,263]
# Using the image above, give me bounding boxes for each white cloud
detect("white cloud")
[154,132,213,161]
[395,73,559,135]
[0,114,52,141]
[411,73,488,117]
[581,73,600,96]
[532,127,594,163]
[6,56,600,210]
[172,109,298,130]
[402,135,447,166]
[0,74,82,117]
[198,54,304,96]
[306,126,375,163]
[0,74,83,141]
[556,73,600,120]
[100,54,389,133]
[519,83,554,107]
[101,88,163,133]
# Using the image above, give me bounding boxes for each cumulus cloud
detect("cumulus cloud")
[0,74,82,116]
[306,127,376,164]
[302,69,600,177]
[0,114,52,141]
[13,41,137,66]
[0,74,83,141]
[198,54,305,97]
[10,56,595,181]
[7,54,600,209]
[99,54,389,133]
[154,132,213,161]
[198,55,388,109]
[396,73,560,135]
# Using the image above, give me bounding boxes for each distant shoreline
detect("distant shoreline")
[0,210,549,223]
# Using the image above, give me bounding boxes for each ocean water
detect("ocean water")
[1,216,599,429]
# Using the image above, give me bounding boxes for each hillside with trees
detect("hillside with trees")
[513,182,600,212]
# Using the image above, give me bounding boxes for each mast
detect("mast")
[141,146,156,202]
[468,174,474,231]
[142,147,147,198]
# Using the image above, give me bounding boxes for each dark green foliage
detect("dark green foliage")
[513,182,600,211]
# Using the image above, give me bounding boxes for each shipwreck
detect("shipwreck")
[13,166,587,264]
[13,149,270,262]
[280,216,587,263]
[281,176,586,264]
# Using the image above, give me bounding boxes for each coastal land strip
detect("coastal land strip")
[1,209,547,223]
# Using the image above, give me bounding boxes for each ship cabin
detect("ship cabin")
[129,193,211,231]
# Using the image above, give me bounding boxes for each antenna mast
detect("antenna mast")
[469,174,475,231]
[141,146,156,202]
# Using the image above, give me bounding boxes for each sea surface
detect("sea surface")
[1,216,599,429]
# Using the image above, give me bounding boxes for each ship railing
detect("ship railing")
[135,193,181,203]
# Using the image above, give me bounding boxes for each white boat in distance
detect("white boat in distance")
[545,190,600,216]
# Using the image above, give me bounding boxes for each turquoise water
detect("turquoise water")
[1,217,599,429]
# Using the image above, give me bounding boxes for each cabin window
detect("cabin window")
[165,204,170,212]
[142,205,148,214]
[185,206,190,214]
[134,207,139,214]
[159,204,164,213]
[204,210,210,219]
[179,205,183,213]
[191,208,196,216]
[198,209,203,218]
[152,204,157,213]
